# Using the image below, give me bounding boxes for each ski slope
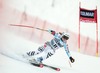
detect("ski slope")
[0,29,100,73]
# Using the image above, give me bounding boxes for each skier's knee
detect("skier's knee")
[27,51,35,56]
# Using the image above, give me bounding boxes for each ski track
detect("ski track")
[0,30,100,73]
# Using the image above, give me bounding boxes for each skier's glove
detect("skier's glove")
[48,29,54,32]
[69,57,75,63]
[48,29,55,35]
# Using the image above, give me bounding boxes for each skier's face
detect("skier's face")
[62,37,67,43]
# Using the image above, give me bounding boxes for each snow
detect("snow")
[0,30,100,73]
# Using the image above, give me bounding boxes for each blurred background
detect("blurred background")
[0,0,100,57]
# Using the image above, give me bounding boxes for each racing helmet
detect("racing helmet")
[61,32,70,40]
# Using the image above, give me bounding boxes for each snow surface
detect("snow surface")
[0,29,100,73]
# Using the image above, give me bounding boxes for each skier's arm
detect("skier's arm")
[64,44,75,63]
[64,44,71,58]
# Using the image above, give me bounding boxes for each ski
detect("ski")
[31,63,60,71]
[0,53,60,71]
[31,63,43,68]
[43,64,60,71]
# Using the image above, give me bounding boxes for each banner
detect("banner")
[80,8,97,23]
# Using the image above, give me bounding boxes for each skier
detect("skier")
[24,29,75,64]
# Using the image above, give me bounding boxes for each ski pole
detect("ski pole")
[68,60,72,67]
[9,24,48,32]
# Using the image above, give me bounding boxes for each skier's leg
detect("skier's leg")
[26,46,45,56]
[33,45,55,64]
[22,44,47,59]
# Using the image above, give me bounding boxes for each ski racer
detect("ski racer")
[24,30,75,64]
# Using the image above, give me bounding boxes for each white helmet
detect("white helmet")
[61,32,70,40]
